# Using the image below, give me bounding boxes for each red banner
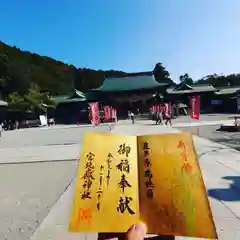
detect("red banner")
[152,105,162,112]
[190,96,200,120]
[103,106,110,121]
[152,105,156,113]
[89,102,100,125]
[109,107,117,122]
[109,107,113,120]
[169,102,172,116]
[164,102,172,117]
[162,104,166,112]
[165,103,169,115]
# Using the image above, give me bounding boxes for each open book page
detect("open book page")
[137,132,217,239]
[69,132,139,232]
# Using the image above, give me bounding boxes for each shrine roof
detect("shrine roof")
[92,74,168,92]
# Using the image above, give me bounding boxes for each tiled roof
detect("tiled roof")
[192,85,217,91]
[52,95,69,103]
[92,75,168,92]
[56,97,86,103]
[168,84,217,94]
[215,87,240,95]
[52,89,86,103]
[174,82,193,91]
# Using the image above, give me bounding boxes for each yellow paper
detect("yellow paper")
[69,132,217,239]
[69,132,139,232]
[137,133,217,238]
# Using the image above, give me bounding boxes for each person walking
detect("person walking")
[130,111,135,124]
[128,111,131,120]
[164,110,172,126]
[156,111,163,125]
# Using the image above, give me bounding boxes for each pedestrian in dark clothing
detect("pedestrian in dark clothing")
[164,111,172,126]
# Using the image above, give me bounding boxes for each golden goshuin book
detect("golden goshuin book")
[69,132,217,239]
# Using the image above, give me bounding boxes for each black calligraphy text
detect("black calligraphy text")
[143,142,154,199]
[81,152,95,200]
[106,153,114,186]
[96,165,104,211]
[116,143,135,215]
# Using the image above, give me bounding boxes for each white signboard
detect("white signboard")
[39,115,47,126]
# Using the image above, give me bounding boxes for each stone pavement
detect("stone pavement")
[0,125,110,240]
[30,123,240,240]
[121,118,234,128]
[0,144,78,164]
[0,124,110,149]
[0,124,112,164]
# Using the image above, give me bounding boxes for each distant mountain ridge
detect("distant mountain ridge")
[0,41,174,97]
[3,40,240,100]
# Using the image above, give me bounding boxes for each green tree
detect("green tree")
[6,84,56,115]
[24,84,56,114]
[6,92,28,111]
[196,74,232,87]
[179,73,194,85]
[153,62,174,85]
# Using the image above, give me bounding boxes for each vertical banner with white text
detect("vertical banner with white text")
[89,102,100,125]
[103,106,110,121]
[165,102,172,117]
[190,96,200,120]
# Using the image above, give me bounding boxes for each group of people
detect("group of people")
[155,110,172,126]
[127,110,172,126]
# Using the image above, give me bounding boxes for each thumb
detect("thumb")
[126,223,147,240]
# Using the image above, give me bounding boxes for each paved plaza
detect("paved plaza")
[0,115,240,240]
[0,125,110,240]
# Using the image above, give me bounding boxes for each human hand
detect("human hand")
[98,223,175,240]
[100,222,146,240]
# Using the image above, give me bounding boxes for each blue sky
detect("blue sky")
[1,0,240,82]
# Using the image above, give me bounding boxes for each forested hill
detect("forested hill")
[1,40,240,100]
[0,41,122,96]
[0,41,174,98]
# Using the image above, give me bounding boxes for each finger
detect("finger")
[126,222,147,240]
[103,238,118,240]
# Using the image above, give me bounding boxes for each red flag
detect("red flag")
[89,102,100,125]
[89,103,94,125]
[103,106,110,121]
[165,102,172,117]
[108,106,111,120]
[110,107,116,121]
[159,104,163,112]
[190,96,200,120]
[165,103,169,115]
[152,105,156,113]
[162,104,166,112]
[168,102,172,116]
[109,107,112,120]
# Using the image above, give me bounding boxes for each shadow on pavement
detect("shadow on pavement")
[211,136,240,151]
[208,176,240,201]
